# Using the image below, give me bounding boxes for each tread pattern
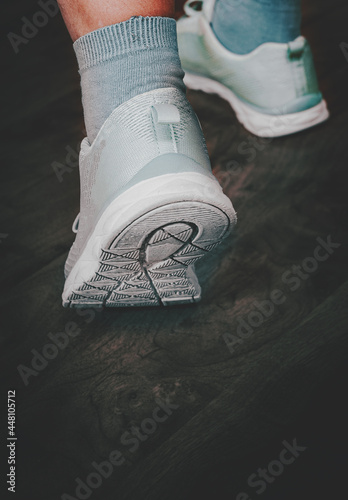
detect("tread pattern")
[65,203,230,308]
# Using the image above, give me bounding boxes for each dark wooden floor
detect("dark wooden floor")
[1,1,348,499]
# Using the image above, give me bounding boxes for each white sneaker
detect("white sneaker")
[62,88,237,307]
[178,0,329,137]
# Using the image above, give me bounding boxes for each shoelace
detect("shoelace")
[184,0,203,17]
[72,213,79,234]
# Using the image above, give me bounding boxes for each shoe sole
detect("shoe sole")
[184,72,329,138]
[62,172,236,308]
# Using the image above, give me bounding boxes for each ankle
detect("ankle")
[74,17,185,142]
[212,0,302,55]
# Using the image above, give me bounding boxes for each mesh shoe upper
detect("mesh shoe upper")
[64,87,213,277]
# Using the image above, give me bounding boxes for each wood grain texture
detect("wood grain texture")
[1,1,348,499]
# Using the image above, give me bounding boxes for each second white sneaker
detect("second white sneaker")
[178,0,329,137]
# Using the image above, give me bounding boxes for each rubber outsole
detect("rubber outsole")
[184,72,329,138]
[63,200,232,308]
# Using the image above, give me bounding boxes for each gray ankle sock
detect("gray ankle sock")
[212,0,302,55]
[73,16,185,143]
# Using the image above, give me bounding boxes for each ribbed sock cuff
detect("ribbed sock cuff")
[73,16,178,71]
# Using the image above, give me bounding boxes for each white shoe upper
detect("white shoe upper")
[64,87,215,278]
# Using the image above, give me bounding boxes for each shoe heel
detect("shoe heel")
[63,170,236,308]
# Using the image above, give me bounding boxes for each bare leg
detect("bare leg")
[57,0,175,41]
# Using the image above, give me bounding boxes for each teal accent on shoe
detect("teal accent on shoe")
[94,153,215,222]
[234,92,323,116]
[122,153,214,189]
